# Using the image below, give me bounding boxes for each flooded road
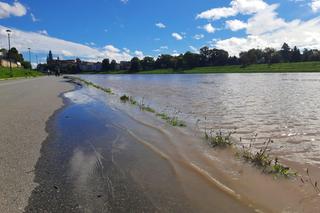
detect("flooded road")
[25,85,256,213]
[81,73,320,167]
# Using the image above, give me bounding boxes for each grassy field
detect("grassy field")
[0,67,43,80]
[85,61,320,75]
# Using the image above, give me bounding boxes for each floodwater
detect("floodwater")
[25,84,256,212]
[27,75,320,212]
[81,73,320,167]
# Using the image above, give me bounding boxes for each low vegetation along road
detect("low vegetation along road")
[0,77,73,212]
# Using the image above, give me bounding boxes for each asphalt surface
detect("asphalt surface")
[0,77,73,213]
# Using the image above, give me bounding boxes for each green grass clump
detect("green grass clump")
[120,95,138,105]
[237,138,296,178]
[156,112,186,127]
[204,130,234,148]
[120,95,130,102]
[0,67,43,79]
[68,77,113,94]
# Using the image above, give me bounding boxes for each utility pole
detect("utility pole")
[28,48,31,71]
[6,30,12,73]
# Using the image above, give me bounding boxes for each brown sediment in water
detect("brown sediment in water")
[66,76,320,212]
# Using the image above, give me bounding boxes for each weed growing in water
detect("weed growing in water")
[69,77,113,94]
[120,95,130,102]
[237,136,296,178]
[300,169,320,194]
[156,112,186,127]
[204,129,234,148]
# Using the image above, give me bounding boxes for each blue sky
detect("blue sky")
[1,0,320,63]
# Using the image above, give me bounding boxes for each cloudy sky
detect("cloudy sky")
[1,0,320,63]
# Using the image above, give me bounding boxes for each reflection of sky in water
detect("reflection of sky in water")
[64,88,102,104]
[78,73,320,166]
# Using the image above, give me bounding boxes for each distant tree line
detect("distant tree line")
[99,43,320,72]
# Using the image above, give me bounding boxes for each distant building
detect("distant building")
[79,61,102,72]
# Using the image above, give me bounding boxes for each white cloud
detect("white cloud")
[31,13,39,22]
[193,34,204,40]
[203,23,215,33]
[0,25,133,62]
[197,7,237,20]
[200,0,320,56]
[196,0,267,20]
[120,0,129,4]
[189,46,198,53]
[155,22,166,29]
[215,16,320,56]
[226,19,247,31]
[246,4,292,35]
[172,32,183,40]
[38,30,48,35]
[153,46,169,52]
[0,1,27,19]
[102,45,132,61]
[134,50,144,59]
[311,0,320,12]
[61,50,74,57]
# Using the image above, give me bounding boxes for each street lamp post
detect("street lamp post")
[6,30,12,73]
[28,48,31,71]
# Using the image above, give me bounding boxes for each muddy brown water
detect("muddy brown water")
[25,85,256,212]
[26,75,320,212]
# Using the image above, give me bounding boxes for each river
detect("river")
[80,73,320,167]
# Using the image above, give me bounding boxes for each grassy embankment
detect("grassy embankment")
[83,61,320,74]
[0,67,43,80]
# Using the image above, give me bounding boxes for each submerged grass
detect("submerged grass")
[236,136,296,178]
[156,112,186,127]
[68,76,113,94]
[203,126,296,178]
[120,94,186,127]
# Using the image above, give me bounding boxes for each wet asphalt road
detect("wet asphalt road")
[24,90,194,213]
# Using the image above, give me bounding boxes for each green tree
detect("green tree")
[8,47,23,63]
[110,60,117,71]
[130,57,142,72]
[155,54,174,69]
[101,58,110,71]
[141,57,155,70]
[280,43,291,62]
[21,61,32,69]
[291,46,301,62]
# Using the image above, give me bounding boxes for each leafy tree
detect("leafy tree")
[8,47,23,63]
[21,61,32,69]
[208,49,229,66]
[183,51,200,69]
[291,46,301,62]
[101,58,110,71]
[155,54,174,69]
[141,57,155,70]
[200,46,210,65]
[110,60,117,71]
[280,43,291,62]
[130,57,142,72]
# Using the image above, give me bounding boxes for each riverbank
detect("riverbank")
[82,61,320,74]
[0,77,73,213]
[0,67,43,80]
